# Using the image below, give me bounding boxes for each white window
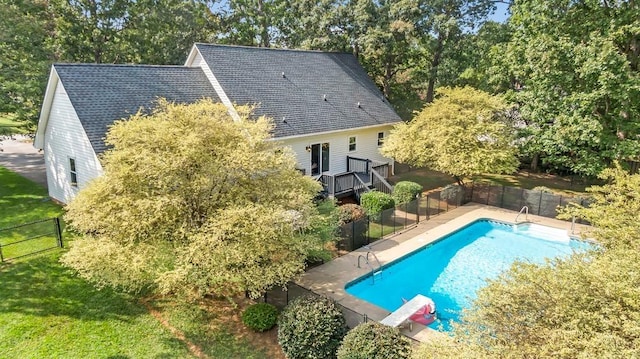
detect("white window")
[69,158,78,187]
[377,132,385,147]
[348,136,357,152]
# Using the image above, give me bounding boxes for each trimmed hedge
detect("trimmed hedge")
[278,295,348,359]
[392,181,423,204]
[337,322,412,359]
[360,191,395,220]
[241,302,279,332]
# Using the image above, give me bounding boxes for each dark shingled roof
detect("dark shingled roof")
[195,44,401,138]
[54,64,220,155]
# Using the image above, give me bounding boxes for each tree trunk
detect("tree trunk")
[382,61,393,98]
[530,153,539,172]
[425,34,445,103]
[257,0,270,47]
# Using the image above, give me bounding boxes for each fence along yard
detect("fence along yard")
[0,217,63,262]
[337,184,587,252]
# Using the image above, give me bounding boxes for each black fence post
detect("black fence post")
[500,185,505,207]
[351,221,355,251]
[54,217,63,248]
[426,195,430,220]
[537,191,543,215]
[0,244,4,263]
[487,186,491,205]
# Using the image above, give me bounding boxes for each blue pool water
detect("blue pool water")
[345,219,591,330]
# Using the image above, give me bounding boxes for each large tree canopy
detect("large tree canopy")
[61,100,322,299]
[503,0,640,175]
[0,0,54,128]
[381,86,518,183]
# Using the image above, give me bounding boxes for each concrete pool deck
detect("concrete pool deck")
[296,203,592,342]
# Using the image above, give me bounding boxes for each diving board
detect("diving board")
[380,294,434,328]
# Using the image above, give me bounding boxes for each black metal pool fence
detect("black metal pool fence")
[337,184,588,252]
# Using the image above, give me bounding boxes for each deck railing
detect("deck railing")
[320,158,392,198]
[371,168,394,195]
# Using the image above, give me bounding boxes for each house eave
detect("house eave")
[34,66,59,150]
[269,122,401,141]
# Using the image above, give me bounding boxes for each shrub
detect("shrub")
[337,322,412,359]
[278,295,348,359]
[532,186,553,193]
[242,303,279,332]
[392,181,423,204]
[338,204,366,224]
[360,191,395,220]
[440,184,464,201]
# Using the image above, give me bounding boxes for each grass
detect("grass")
[0,252,277,358]
[0,253,195,358]
[0,166,64,260]
[0,166,276,358]
[0,113,27,135]
[390,168,598,196]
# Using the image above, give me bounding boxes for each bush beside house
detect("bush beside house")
[360,192,395,221]
[392,181,423,204]
[242,303,279,332]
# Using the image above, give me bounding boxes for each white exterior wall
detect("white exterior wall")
[280,125,395,177]
[43,82,103,204]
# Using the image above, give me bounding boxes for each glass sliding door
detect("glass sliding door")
[310,142,330,175]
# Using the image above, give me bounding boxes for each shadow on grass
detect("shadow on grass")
[0,252,147,322]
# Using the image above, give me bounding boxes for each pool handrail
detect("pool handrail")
[357,251,383,283]
[515,206,529,223]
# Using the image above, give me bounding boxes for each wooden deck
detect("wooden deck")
[319,157,393,200]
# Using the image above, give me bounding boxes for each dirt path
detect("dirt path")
[139,298,209,359]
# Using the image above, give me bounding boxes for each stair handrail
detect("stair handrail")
[370,168,394,195]
[366,251,382,273]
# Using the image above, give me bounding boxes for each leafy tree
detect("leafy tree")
[61,100,322,299]
[219,0,286,47]
[502,0,640,175]
[382,86,518,185]
[51,0,218,64]
[558,165,640,250]
[0,0,55,128]
[417,0,497,103]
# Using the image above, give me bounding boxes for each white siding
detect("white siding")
[43,82,103,204]
[280,125,395,177]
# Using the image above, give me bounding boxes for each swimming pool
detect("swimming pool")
[345,219,591,330]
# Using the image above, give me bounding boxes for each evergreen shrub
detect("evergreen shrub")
[277,295,348,359]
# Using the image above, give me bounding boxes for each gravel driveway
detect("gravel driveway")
[0,135,47,188]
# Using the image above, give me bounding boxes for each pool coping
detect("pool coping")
[295,203,593,342]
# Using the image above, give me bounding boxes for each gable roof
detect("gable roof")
[53,64,220,155]
[193,44,401,139]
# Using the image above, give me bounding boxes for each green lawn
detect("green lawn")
[0,253,197,358]
[0,166,63,260]
[0,113,28,135]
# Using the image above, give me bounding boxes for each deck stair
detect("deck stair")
[380,294,431,329]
